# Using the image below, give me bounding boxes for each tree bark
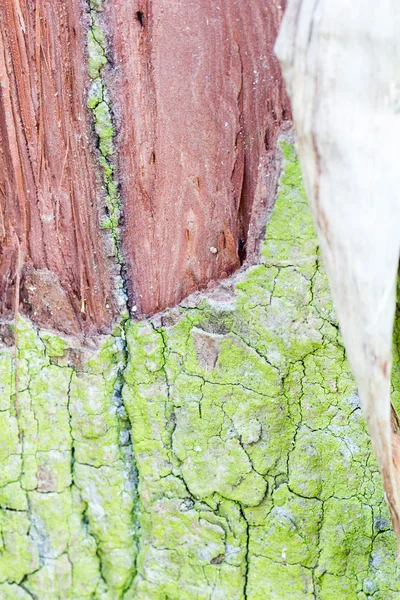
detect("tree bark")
[276,0,400,554]
[1,1,400,599]
[0,0,120,335]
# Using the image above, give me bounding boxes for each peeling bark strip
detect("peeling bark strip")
[103,0,291,316]
[276,1,400,551]
[0,0,119,335]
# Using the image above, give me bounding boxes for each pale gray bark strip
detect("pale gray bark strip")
[276,0,400,551]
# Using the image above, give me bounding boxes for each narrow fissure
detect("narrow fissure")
[86,0,129,316]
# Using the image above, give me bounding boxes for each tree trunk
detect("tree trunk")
[0,1,400,598]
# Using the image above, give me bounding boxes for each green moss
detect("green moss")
[39,333,66,358]
[0,482,28,511]
[0,510,39,583]
[250,484,323,568]
[0,351,15,406]
[87,29,107,80]
[248,558,314,599]
[317,498,371,578]
[122,141,400,598]
[94,101,113,157]
[86,2,125,287]
[2,142,400,597]
[0,317,136,598]
[0,583,33,599]
[89,0,104,11]
[24,555,72,600]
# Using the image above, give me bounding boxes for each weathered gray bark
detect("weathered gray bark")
[276,0,400,551]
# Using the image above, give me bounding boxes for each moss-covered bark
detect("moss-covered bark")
[1,144,400,599]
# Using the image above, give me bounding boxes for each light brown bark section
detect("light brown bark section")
[0,0,118,335]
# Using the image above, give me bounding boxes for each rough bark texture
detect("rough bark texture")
[0,0,119,335]
[2,0,400,598]
[1,0,291,329]
[101,0,291,316]
[1,143,400,599]
[275,0,400,551]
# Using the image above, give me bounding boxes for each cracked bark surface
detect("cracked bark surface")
[1,143,400,598]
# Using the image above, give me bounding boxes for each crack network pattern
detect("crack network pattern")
[1,143,400,598]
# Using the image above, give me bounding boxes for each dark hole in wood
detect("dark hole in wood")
[264,129,270,151]
[238,238,246,264]
[136,11,145,27]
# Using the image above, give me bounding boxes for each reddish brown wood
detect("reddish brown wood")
[104,0,291,316]
[1,0,291,332]
[0,0,118,335]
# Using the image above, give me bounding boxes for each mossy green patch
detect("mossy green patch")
[2,141,400,597]
[0,317,136,598]
[86,0,127,316]
[122,141,400,598]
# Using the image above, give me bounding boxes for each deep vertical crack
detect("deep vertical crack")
[239,506,250,599]
[119,319,141,593]
[86,0,129,314]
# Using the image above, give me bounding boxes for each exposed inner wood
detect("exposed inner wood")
[104,0,291,316]
[0,0,119,335]
[0,0,291,331]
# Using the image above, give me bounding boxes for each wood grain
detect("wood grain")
[104,0,291,315]
[0,0,119,334]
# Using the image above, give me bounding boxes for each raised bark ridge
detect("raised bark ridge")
[1,143,400,598]
[0,0,120,335]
